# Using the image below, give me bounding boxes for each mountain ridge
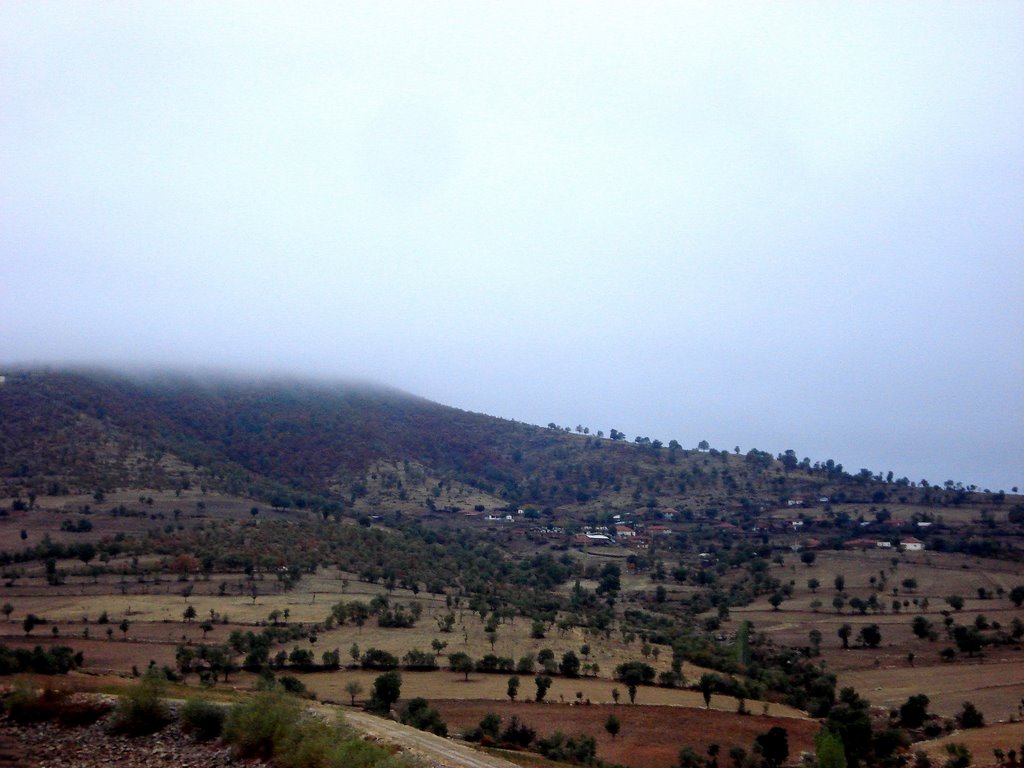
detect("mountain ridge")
[0,367,1003,519]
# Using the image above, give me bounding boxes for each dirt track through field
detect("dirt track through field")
[341,708,521,768]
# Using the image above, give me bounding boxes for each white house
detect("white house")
[901,537,925,552]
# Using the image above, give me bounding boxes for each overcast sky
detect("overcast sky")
[2,2,1022,490]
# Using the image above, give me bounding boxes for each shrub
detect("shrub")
[500,715,536,748]
[107,671,172,736]
[0,643,84,675]
[4,679,63,723]
[222,691,302,760]
[3,679,110,726]
[956,701,984,729]
[361,648,400,670]
[327,738,404,768]
[278,675,310,697]
[223,691,405,768]
[399,697,447,736]
[181,698,227,741]
[537,731,597,764]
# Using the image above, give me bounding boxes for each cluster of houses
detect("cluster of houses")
[463,502,931,554]
[551,510,676,549]
[844,536,925,551]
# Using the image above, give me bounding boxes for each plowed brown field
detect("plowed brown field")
[431,700,820,768]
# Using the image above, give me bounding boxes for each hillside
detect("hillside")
[1,368,1011,524]
[1,368,1023,768]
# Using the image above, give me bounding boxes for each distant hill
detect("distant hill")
[0,368,999,517]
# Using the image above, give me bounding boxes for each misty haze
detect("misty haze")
[0,5,1022,768]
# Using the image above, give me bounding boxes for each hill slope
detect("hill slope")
[0,368,1006,520]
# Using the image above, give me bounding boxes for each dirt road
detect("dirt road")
[341,708,521,768]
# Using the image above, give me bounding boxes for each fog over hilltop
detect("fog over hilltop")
[1,3,1021,490]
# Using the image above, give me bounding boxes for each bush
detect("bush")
[537,731,597,764]
[181,698,227,741]
[500,715,536,748]
[0,643,84,675]
[327,739,405,768]
[3,679,110,726]
[399,697,447,737]
[278,675,310,697]
[223,691,302,760]
[956,701,984,729]
[361,648,400,670]
[107,671,172,736]
[223,691,405,768]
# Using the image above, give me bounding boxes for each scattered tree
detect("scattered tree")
[344,681,363,706]
[605,714,621,740]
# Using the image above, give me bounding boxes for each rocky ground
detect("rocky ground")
[0,707,268,768]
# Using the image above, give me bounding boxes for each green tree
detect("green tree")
[858,624,881,648]
[449,652,474,681]
[754,726,789,768]
[814,729,847,768]
[1009,585,1024,607]
[605,714,621,740]
[953,626,983,657]
[699,673,716,709]
[3,603,14,622]
[826,688,872,766]
[344,680,363,706]
[368,671,402,714]
[534,675,552,702]
[400,697,447,737]
[838,623,852,649]
[559,650,581,677]
[480,712,501,739]
[911,616,933,639]
[956,701,984,729]
[506,675,519,702]
[809,629,823,656]
[899,694,930,728]
[678,746,704,768]
[944,743,971,768]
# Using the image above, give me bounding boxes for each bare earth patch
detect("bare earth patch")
[430,700,821,768]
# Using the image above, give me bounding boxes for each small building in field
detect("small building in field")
[901,537,925,552]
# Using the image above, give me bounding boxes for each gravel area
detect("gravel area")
[0,707,267,768]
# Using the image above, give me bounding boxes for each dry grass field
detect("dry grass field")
[916,721,1024,767]
[304,667,806,717]
[728,548,1024,719]
[3,484,1023,768]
